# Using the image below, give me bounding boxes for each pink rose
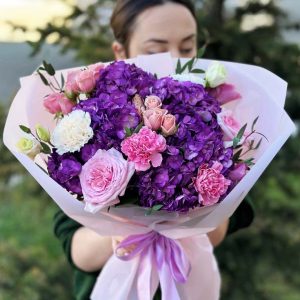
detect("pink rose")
[132,94,145,116]
[143,108,167,131]
[144,95,162,109]
[194,162,231,206]
[76,69,96,93]
[228,163,247,182]
[217,110,248,147]
[79,148,135,213]
[88,62,105,81]
[121,126,167,171]
[161,114,177,136]
[43,93,63,114]
[58,94,76,114]
[209,84,241,105]
[65,70,81,98]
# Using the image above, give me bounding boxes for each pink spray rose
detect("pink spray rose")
[88,62,105,81]
[143,108,167,131]
[144,95,162,109]
[79,148,135,213]
[65,70,81,98]
[161,114,177,136]
[194,161,231,206]
[76,69,96,93]
[228,163,247,182]
[121,126,167,171]
[217,110,248,147]
[58,94,76,114]
[209,83,241,105]
[43,93,63,114]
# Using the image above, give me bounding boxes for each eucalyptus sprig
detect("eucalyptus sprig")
[37,61,65,93]
[232,116,268,166]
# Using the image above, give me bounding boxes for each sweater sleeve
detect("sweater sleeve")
[227,195,255,235]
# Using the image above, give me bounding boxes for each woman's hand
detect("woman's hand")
[207,219,229,247]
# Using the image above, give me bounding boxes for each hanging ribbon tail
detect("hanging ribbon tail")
[176,234,221,300]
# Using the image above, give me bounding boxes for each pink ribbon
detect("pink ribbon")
[115,231,191,300]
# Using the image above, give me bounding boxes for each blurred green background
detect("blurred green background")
[0,0,299,299]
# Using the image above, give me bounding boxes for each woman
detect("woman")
[54,1,254,299]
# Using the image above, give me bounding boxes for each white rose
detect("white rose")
[205,61,227,88]
[171,73,205,86]
[51,110,93,155]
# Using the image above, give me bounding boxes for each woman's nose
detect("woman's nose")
[169,48,181,58]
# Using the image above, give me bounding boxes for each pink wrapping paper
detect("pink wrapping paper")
[3,53,296,299]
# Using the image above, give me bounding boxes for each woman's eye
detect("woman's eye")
[180,48,193,55]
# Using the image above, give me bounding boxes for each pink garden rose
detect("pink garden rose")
[144,95,162,109]
[65,70,81,98]
[217,110,248,147]
[194,161,231,206]
[209,83,241,105]
[79,148,135,213]
[161,114,177,136]
[228,163,247,182]
[143,108,167,131]
[76,69,96,93]
[121,126,167,171]
[88,62,105,81]
[43,93,62,114]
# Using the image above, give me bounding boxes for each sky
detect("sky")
[0,0,73,42]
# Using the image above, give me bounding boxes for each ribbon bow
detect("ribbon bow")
[91,232,220,300]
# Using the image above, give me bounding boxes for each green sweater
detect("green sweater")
[53,198,254,300]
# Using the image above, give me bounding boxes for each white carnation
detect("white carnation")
[171,73,205,86]
[51,110,93,155]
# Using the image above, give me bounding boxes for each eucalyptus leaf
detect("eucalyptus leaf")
[40,142,51,154]
[236,123,247,140]
[251,116,259,132]
[38,71,49,86]
[19,125,31,134]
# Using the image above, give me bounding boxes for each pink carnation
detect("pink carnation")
[194,162,231,206]
[79,148,135,213]
[121,126,167,171]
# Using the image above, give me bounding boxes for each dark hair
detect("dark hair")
[110,0,196,53]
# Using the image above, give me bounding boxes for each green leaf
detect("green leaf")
[187,57,195,72]
[243,158,255,167]
[236,123,247,141]
[43,60,55,76]
[197,46,206,58]
[40,142,51,154]
[176,59,182,74]
[60,73,65,88]
[190,68,205,74]
[254,138,263,150]
[37,71,49,86]
[232,137,240,148]
[125,127,132,137]
[233,148,243,161]
[133,122,143,134]
[152,204,163,211]
[251,116,259,131]
[19,125,31,134]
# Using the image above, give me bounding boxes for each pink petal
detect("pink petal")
[150,153,163,168]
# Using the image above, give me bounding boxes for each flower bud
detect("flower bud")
[35,124,50,143]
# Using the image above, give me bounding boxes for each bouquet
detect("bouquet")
[3,53,295,300]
